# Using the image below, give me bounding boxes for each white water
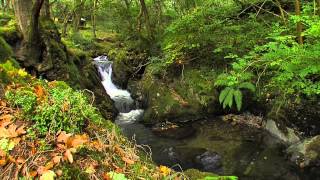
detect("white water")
[94,56,144,124]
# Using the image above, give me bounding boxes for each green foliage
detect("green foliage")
[5,80,104,135]
[0,138,15,154]
[0,36,13,62]
[215,71,255,111]
[216,3,320,112]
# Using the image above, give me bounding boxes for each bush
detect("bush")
[5,79,104,135]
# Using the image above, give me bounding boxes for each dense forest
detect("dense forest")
[0,0,319,179]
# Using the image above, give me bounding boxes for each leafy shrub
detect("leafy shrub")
[215,72,256,111]
[5,80,104,135]
[215,4,320,111]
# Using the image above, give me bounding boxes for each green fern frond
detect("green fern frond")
[219,87,231,103]
[239,82,256,92]
[234,89,243,111]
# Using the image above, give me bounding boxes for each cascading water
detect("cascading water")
[94,56,144,125]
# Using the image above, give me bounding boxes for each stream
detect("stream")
[94,56,313,180]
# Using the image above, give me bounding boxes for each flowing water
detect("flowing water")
[94,56,314,180]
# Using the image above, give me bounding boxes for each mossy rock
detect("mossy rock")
[0,18,22,45]
[0,37,13,63]
[140,67,220,124]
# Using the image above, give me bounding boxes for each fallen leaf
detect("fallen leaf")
[16,157,25,164]
[66,134,89,148]
[16,126,26,136]
[45,161,55,170]
[28,171,38,177]
[57,131,72,144]
[0,150,6,157]
[56,169,63,176]
[52,156,62,164]
[0,158,7,166]
[7,124,18,137]
[0,127,11,138]
[64,149,73,163]
[85,165,96,174]
[34,85,45,101]
[40,170,56,180]
[122,157,135,165]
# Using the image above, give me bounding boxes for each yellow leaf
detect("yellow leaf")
[17,69,27,77]
[40,170,56,180]
[85,165,96,174]
[159,165,171,176]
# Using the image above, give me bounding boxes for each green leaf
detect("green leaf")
[108,172,128,180]
[219,87,231,103]
[238,82,256,92]
[223,88,234,109]
[233,90,243,111]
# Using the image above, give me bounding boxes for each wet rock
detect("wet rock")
[287,135,320,168]
[264,119,300,145]
[152,122,196,139]
[195,151,223,173]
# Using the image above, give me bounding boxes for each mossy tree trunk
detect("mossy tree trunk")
[295,0,303,44]
[41,0,50,19]
[73,0,85,33]
[13,0,33,39]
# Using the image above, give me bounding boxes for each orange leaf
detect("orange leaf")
[103,173,112,180]
[45,161,55,170]
[7,124,18,137]
[122,157,135,165]
[28,171,38,177]
[34,85,45,100]
[16,157,25,164]
[52,156,62,165]
[0,127,10,138]
[16,126,26,136]
[57,131,72,144]
[66,134,89,148]
[64,150,73,163]
[0,158,7,166]
[56,169,63,176]
[0,150,6,157]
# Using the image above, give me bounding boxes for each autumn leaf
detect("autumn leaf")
[159,165,171,176]
[121,157,135,165]
[66,134,89,148]
[56,131,72,144]
[16,126,26,136]
[34,85,46,100]
[0,158,7,166]
[52,156,62,165]
[28,171,38,177]
[85,165,96,174]
[40,170,56,180]
[64,149,73,163]
[16,157,25,164]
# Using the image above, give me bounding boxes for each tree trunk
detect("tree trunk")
[295,0,303,44]
[91,0,97,38]
[13,0,33,39]
[41,0,50,18]
[317,0,320,15]
[137,0,152,38]
[73,0,85,32]
[1,0,4,12]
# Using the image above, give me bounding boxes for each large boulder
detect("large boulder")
[264,119,301,145]
[137,66,221,124]
[287,135,320,168]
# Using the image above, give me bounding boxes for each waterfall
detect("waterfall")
[94,56,144,124]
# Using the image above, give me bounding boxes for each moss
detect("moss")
[0,19,21,44]
[59,164,90,180]
[184,169,218,179]
[0,37,13,63]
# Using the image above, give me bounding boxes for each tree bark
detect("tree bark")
[295,0,303,44]
[317,0,320,15]
[137,0,152,38]
[41,0,51,18]
[13,0,33,39]
[91,0,97,38]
